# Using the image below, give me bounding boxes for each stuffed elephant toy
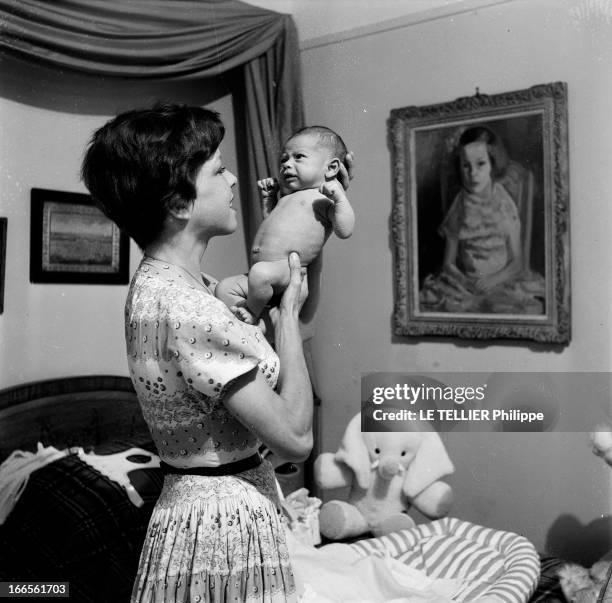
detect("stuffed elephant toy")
[314,412,454,540]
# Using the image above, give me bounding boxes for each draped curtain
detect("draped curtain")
[0,0,305,244]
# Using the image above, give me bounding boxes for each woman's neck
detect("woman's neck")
[145,238,208,279]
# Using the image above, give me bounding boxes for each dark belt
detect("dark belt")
[160,452,263,476]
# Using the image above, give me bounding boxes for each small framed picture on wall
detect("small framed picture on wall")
[30,188,129,285]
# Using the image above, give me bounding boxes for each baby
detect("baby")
[216,126,355,323]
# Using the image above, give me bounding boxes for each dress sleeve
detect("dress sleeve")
[497,186,521,237]
[164,294,272,400]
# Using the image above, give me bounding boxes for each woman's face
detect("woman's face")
[190,148,238,237]
[459,141,492,195]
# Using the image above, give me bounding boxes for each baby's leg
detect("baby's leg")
[247,260,291,320]
[215,274,249,310]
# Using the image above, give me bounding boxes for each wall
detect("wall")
[0,60,248,388]
[300,0,612,562]
[244,0,470,42]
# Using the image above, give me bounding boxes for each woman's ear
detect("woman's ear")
[168,204,193,221]
[325,158,341,180]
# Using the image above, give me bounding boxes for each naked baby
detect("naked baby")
[216,126,355,323]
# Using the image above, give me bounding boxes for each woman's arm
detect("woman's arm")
[222,253,314,462]
[298,251,322,341]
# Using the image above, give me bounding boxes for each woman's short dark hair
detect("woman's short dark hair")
[455,126,509,179]
[81,103,225,249]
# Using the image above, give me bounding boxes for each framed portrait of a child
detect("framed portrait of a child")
[389,82,570,344]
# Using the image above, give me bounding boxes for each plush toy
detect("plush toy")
[558,424,612,603]
[314,412,454,540]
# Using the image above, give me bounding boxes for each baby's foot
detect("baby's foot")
[231,305,257,325]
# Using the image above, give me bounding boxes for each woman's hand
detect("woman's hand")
[268,252,309,328]
[337,151,355,190]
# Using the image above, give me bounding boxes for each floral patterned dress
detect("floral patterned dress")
[127,257,296,602]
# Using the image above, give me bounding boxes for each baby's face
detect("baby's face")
[279,134,331,192]
[459,141,492,195]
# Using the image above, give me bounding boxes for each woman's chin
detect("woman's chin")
[216,216,238,236]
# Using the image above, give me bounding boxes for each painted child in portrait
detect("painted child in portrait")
[420,126,545,314]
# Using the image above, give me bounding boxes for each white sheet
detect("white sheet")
[286,529,462,603]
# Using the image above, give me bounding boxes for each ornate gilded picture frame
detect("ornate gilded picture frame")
[389,82,570,344]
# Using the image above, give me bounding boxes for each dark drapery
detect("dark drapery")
[0,0,304,243]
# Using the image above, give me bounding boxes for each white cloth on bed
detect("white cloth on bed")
[285,529,462,603]
[76,448,160,507]
[0,443,66,524]
[0,443,161,524]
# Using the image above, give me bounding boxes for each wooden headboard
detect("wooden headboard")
[0,375,151,461]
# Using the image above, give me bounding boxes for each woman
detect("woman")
[82,104,347,602]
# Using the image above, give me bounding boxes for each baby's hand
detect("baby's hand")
[319,179,347,204]
[230,305,257,325]
[257,178,279,198]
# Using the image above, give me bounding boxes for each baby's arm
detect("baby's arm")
[320,180,355,239]
[257,178,280,218]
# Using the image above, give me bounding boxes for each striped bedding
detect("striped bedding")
[349,517,540,602]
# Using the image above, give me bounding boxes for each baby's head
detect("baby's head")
[279,126,347,192]
[455,126,508,194]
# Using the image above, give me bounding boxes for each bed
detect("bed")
[0,375,595,602]
[0,375,162,602]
